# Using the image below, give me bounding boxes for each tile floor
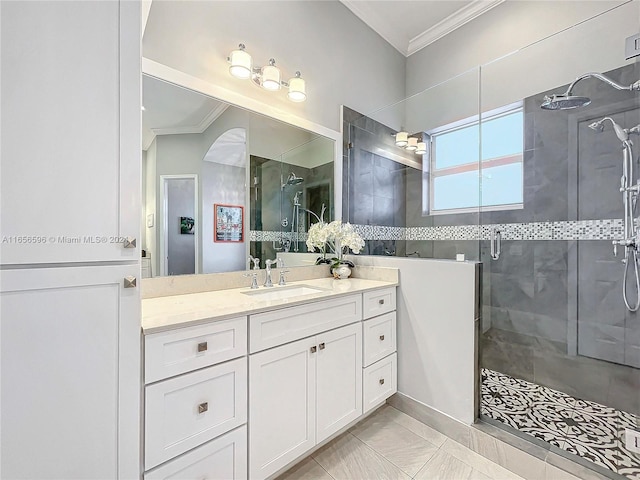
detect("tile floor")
[278,405,534,480]
[480,368,640,480]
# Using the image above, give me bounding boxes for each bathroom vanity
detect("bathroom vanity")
[141,273,398,479]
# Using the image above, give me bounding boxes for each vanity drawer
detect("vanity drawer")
[249,294,362,353]
[363,353,397,414]
[145,357,247,470]
[363,312,396,367]
[362,288,396,319]
[145,316,247,383]
[144,426,247,480]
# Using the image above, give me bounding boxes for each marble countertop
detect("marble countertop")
[142,277,398,334]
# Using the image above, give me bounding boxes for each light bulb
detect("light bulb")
[228,44,252,80]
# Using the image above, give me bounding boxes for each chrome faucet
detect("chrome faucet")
[264,258,276,287]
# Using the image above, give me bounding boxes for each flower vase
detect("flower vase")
[332,262,352,279]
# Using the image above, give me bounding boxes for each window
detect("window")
[426,106,523,214]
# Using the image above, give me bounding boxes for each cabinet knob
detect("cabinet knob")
[379,335,385,341]
[310,346,317,353]
[123,276,137,288]
[378,299,385,305]
[198,402,208,414]
[379,378,385,385]
[197,342,208,353]
[319,342,325,350]
[123,236,137,248]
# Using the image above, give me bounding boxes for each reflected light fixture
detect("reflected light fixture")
[415,142,427,155]
[405,137,418,151]
[395,131,408,147]
[227,43,307,102]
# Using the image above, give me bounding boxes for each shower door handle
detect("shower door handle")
[490,229,501,260]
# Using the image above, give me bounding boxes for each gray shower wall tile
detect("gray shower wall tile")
[489,306,568,346]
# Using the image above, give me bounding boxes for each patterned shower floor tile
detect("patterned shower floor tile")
[481,368,640,479]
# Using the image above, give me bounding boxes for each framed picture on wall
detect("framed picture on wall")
[214,204,244,242]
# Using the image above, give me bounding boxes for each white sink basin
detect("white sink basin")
[241,284,327,301]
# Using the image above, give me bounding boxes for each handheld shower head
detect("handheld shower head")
[588,117,630,142]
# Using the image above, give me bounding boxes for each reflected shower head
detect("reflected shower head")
[281,172,304,189]
[541,94,592,110]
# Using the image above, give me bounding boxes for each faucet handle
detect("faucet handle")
[242,271,259,289]
[278,269,290,286]
[248,256,260,270]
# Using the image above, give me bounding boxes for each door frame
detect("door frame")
[159,174,199,276]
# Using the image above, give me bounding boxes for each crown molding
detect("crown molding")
[408,0,505,56]
[151,103,229,137]
[340,0,408,56]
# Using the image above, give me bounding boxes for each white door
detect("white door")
[316,323,363,443]
[249,336,317,480]
[0,1,140,264]
[0,265,140,479]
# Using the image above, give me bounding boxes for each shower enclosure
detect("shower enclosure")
[250,136,334,262]
[343,5,639,478]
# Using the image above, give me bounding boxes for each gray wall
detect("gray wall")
[202,162,246,273]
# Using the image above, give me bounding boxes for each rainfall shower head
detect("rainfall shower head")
[540,72,640,110]
[281,172,304,189]
[541,94,591,110]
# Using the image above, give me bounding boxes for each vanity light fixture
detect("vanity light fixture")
[405,137,418,151]
[227,43,307,102]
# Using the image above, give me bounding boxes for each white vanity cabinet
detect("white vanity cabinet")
[142,283,398,480]
[362,288,398,414]
[249,322,362,479]
[143,317,248,478]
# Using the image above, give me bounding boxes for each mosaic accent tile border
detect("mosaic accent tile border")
[250,230,308,242]
[251,219,626,243]
[481,368,640,479]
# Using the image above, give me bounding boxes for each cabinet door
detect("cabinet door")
[316,323,363,443]
[0,0,140,264]
[0,265,140,479]
[249,336,317,480]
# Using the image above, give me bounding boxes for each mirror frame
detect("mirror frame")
[142,58,342,275]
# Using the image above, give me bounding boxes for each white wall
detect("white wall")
[354,256,479,425]
[143,1,407,132]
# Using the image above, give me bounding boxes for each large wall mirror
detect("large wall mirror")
[142,73,336,277]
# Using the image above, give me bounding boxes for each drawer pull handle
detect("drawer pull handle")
[198,402,208,414]
[378,299,385,305]
[319,342,325,350]
[197,342,208,353]
[379,378,385,385]
[379,335,385,341]
[310,346,317,353]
